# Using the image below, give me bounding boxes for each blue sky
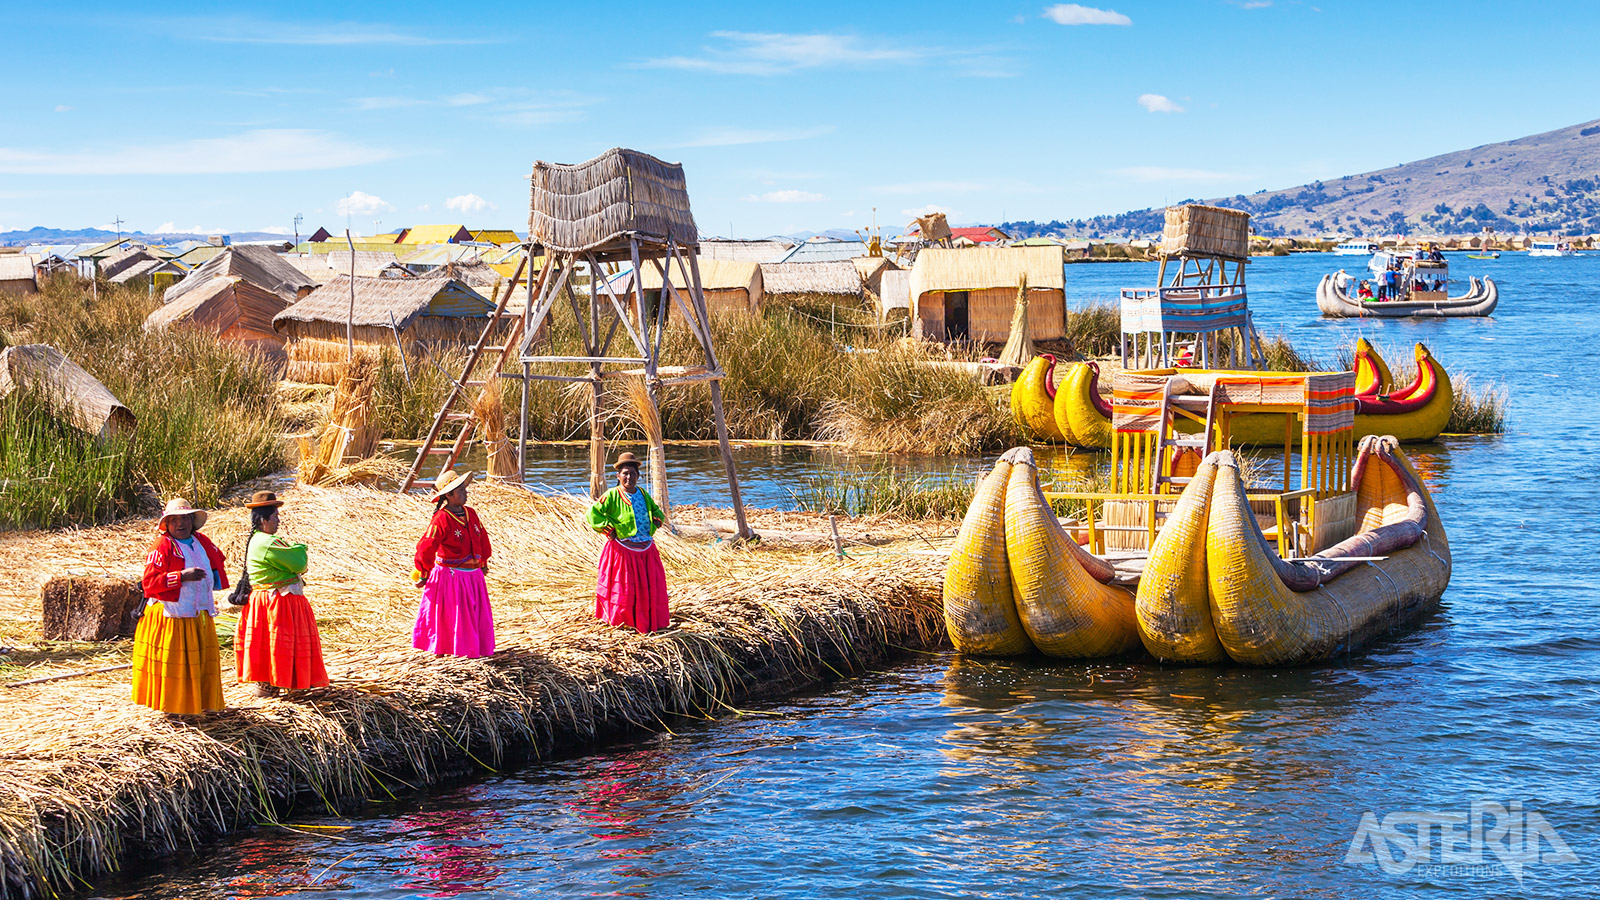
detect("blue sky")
[3,1,1599,238]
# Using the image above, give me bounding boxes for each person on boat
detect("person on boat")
[1431,277,1444,292]
[133,498,228,716]
[1333,268,1350,292]
[232,491,329,697]
[411,470,496,658]
[1357,280,1373,299]
[588,452,670,633]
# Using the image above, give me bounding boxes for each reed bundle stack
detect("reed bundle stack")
[0,482,944,900]
[471,381,519,480]
[1160,204,1250,259]
[995,274,1033,370]
[298,351,382,485]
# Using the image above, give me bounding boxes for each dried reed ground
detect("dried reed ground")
[0,483,949,900]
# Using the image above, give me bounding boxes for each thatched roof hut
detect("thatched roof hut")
[0,344,135,440]
[852,256,898,296]
[529,148,698,257]
[909,247,1065,343]
[145,246,317,358]
[759,260,863,303]
[622,258,764,316]
[0,255,39,295]
[273,274,495,384]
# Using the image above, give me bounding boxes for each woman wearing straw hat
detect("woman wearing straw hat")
[133,498,229,715]
[232,491,329,697]
[587,452,670,633]
[411,470,496,658]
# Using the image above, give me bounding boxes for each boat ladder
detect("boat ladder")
[1154,378,1220,492]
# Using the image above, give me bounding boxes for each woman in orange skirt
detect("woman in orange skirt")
[133,498,228,715]
[233,490,329,696]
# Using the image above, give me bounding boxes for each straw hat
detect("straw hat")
[430,470,474,503]
[158,498,208,531]
[244,490,284,510]
[612,452,642,471]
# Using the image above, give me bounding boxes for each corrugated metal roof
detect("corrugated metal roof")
[777,239,869,263]
[400,224,472,244]
[469,229,521,244]
[400,244,484,266]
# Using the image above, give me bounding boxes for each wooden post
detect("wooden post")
[687,251,752,541]
[635,239,670,514]
[587,260,606,499]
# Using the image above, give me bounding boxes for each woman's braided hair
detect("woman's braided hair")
[225,507,275,607]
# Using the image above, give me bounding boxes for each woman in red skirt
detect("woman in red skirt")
[587,452,670,632]
[233,491,329,696]
[411,470,496,658]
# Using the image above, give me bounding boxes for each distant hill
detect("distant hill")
[0,226,293,247]
[1005,117,1600,239]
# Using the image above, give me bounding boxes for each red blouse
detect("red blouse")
[141,532,229,603]
[414,506,493,577]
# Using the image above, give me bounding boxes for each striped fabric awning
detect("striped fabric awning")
[1111,371,1356,435]
[1119,286,1249,334]
[1302,371,1356,434]
[1112,372,1171,433]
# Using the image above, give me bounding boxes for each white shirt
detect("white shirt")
[163,536,219,618]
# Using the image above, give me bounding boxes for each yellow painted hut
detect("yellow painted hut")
[909,246,1065,342]
[621,258,764,317]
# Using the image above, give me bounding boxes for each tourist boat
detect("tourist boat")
[948,369,1450,666]
[1528,240,1577,257]
[1013,339,1455,448]
[1316,249,1498,318]
[1333,240,1377,256]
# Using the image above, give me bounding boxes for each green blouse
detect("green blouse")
[247,531,309,588]
[587,487,664,542]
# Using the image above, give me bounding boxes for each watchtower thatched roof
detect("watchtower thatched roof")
[529,148,698,254]
[274,274,491,333]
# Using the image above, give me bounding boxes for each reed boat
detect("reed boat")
[1137,437,1449,666]
[1316,273,1498,317]
[1028,340,1454,449]
[1010,354,1065,441]
[949,367,1450,666]
[943,446,1140,659]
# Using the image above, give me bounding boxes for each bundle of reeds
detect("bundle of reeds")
[472,381,519,479]
[622,378,670,514]
[299,350,382,485]
[995,273,1032,370]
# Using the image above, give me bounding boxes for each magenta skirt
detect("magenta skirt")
[595,539,670,633]
[413,566,496,658]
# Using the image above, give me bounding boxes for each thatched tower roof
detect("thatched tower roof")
[529,148,698,254]
[273,274,491,332]
[0,344,135,440]
[163,245,316,307]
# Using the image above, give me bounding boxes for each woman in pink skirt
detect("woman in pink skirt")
[587,452,670,633]
[411,470,496,657]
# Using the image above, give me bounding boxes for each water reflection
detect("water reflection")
[566,750,692,885]
[399,809,505,898]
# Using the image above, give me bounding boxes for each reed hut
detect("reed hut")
[909,246,1065,343]
[852,256,898,296]
[273,273,495,384]
[878,269,910,318]
[0,344,135,439]
[624,258,763,316]
[0,255,39,294]
[145,245,318,359]
[759,260,864,305]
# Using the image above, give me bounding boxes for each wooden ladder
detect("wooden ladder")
[1154,378,1221,492]
[400,258,535,493]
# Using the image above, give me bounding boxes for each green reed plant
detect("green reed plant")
[789,467,979,519]
[1446,374,1507,434]
[1062,300,1121,358]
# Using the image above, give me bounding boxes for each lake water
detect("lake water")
[93,254,1599,897]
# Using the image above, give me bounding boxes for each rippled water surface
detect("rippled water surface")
[97,255,1599,898]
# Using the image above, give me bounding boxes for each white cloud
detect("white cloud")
[1138,93,1184,113]
[445,193,494,214]
[643,31,925,75]
[418,203,431,212]
[674,126,834,148]
[1233,0,1273,7]
[1112,166,1238,182]
[154,222,176,233]
[0,130,389,174]
[258,226,293,235]
[743,190,827,203]
[180,18,492,46]
[54,105,72,112]
[1043,4,1132,25]
[337,191,394,217]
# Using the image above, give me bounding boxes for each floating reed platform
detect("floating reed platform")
[0,483,946,900]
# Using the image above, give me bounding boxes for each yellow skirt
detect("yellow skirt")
[130,602,225,715]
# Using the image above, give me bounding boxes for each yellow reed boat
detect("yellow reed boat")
[947,366,1451,665]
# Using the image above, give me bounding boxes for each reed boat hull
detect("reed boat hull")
[1135,437,1451,666]
[1317,273,1498,318]
[942,447,1140,658]
[1011,355,1065,440]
